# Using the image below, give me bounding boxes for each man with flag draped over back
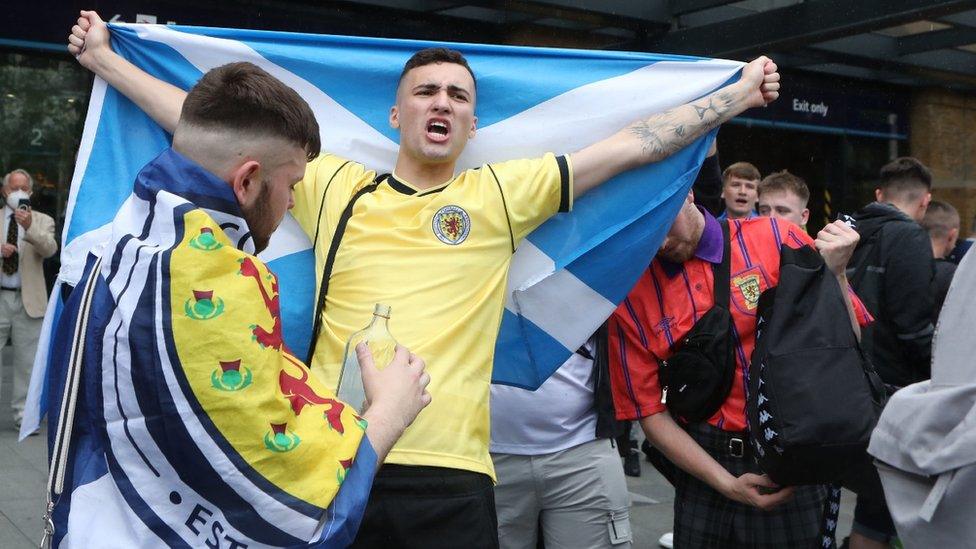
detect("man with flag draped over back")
[43,61,431,548]
[69,10,781,547]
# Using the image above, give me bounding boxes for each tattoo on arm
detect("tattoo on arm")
[627,89,741,161]
[693,91,737,120]
[629,115,685,159]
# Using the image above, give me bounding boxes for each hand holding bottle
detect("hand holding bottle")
[358,344,432,463]
[338,304,398,412]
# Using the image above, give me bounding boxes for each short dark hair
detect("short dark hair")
[180,62,320,161]
[722,161,761,184]
[398,47,477,89]
[879,157,932,199]
[759,170,810,205]
[922,200,960,238]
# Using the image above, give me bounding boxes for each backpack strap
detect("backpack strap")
[818,485,843,548]
[305,175,386,364]
[713,220,731,307]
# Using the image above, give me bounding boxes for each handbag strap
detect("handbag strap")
[712,219,731,307]
[41,254,104,548]
[305,175,385,364]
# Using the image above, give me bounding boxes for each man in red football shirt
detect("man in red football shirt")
[609,190,871,547]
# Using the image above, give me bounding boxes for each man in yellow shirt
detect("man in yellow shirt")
[70,10,781,547]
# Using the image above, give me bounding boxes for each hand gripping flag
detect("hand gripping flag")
[23,24,743,440]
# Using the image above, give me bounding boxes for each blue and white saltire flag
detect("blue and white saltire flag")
[22,23,742,437]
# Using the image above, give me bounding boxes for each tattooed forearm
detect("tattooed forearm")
[696,91,739,120]
[693,91,739,121]
[626,88,744,162]
[629,115,685,159]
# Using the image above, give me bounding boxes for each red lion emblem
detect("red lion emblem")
[239,258,286,351]
[443,215,461,239]
[279,356,346,434]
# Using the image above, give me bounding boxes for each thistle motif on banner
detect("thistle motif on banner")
[184,289,225,320]
[188,227,223,251]
[210,359,252,391]
[264,422,300,453]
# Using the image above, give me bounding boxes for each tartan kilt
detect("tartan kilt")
[672,422,828,549]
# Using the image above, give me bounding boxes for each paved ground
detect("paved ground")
[0,346,855,547]
[1,347,48,548]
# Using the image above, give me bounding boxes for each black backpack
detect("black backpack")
[748,244,887,489]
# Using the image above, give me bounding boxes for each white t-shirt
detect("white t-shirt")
[489,343,598,455]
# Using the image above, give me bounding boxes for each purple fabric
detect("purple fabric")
[659,207,723,278]
[695,208,723,264]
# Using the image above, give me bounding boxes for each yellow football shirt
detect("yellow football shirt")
[292,152,572,478]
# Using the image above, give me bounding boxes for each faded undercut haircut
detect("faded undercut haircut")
[879,157,932,201]
[398,47,477,89]
[180,62,320,161]
[759,170,810,205]
[722,161,761,184]
[922,200,960,238]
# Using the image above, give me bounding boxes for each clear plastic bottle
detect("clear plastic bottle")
[337,304,397,413]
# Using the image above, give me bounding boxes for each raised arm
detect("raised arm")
[570,57,779,198]
[814,220,865,340]
[69,10,186,134]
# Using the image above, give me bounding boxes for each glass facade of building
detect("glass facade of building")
[0,49,92,285]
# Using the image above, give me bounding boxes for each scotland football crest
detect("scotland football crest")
[432,205,471,245]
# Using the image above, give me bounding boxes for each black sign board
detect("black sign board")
[734,71,910,140]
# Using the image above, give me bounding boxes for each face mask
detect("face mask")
[6,190,28,211]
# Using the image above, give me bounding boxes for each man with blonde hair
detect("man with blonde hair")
[757,169,810,229]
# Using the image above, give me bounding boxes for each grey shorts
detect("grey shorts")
[492,438,633,549]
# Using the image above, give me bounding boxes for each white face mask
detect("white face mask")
[6,190,29,211]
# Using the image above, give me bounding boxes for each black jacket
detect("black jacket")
[932,258,957,321]
[848,202,935,386]
[693,153,724,217]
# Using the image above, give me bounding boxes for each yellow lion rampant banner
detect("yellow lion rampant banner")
[45,149,375,548]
